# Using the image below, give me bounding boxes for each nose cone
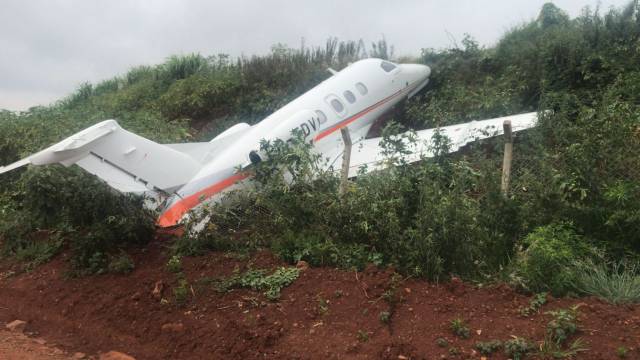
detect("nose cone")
[401,64,431,97]
[402,63,430,82]
[420,64,431,80]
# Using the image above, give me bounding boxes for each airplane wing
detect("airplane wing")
[330,112,538,177]
[0,119,204,194]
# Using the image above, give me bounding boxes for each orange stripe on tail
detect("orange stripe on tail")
[156,172,251,227]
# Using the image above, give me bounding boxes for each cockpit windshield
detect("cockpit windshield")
[380,61,397,72]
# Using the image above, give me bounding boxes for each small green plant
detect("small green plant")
[334,290,343,298]
[435,337,449,348]
[215,267,300,300]
[546,306,580,344]
[448,347,460,355]
[520,292,548,316]
[173,279,190,305]
[381,273,404,304]
[356,330,369,342]
[317,296,330,315]
[108,253,135,274]
[474,340,502,355]
[166,255,182,273]
[616,346,628,358]
[504,336,533,360]
[537,336,588,359]
[379,311,391,324]
[450,318,470,339]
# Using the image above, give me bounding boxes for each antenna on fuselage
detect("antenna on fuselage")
[327,68,338,76]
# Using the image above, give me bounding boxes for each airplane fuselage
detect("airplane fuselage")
[147,59,431,227]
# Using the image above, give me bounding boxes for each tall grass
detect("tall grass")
[574,259,640,304]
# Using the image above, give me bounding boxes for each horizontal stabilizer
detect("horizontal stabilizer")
[0,120,203,194]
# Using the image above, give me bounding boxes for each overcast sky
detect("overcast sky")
[0,0,632,111]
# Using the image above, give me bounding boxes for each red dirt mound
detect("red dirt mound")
[0,237,638,359]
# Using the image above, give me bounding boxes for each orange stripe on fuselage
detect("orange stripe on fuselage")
[314,86,409,142]
[156,172,251,227]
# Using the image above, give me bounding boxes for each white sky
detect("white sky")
[0,0,632,111]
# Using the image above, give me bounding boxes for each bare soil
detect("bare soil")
[0,330,73,359]
[0,235,638,359]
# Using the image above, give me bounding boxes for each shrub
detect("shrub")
[504,337,534,360]
[515,223,596,296]
[108,253,135,274]
[158,73,241,120]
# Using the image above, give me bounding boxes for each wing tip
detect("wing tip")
[0,158,31,175]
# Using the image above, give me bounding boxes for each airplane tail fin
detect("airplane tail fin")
[0,120,203,195]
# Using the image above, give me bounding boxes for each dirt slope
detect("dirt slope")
[0,237,638,359]
[0,330,73,359]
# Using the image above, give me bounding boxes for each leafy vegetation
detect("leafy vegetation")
[166,255,183,273]
[515,223,597,296]
[546,306,581,344]
[519,292,548,317]
[474,340,502,355]
[617,346,629,358]
[537,337,588,359]
[108,253,135,274]
[1,0,640,301]
[449,318,471,339]
[573,259,640,304]
[215,267,300,300]
[504,336,534,360]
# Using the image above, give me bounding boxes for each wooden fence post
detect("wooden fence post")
[501,120,513,196]
[340,127,352,195]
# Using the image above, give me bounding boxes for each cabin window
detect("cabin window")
[330,98,345,113]
[315,110,327,124]
[380,61,396,72]
[355,82,368,95]
[343,90,356,104]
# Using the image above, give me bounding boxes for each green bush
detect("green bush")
[515,223,596,295]
[158,73,241,120]
[0,166,154,274]
[108,253,135,274]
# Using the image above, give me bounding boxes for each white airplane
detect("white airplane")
[0,58,538,228]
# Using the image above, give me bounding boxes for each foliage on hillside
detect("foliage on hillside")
[1,1,640,298]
